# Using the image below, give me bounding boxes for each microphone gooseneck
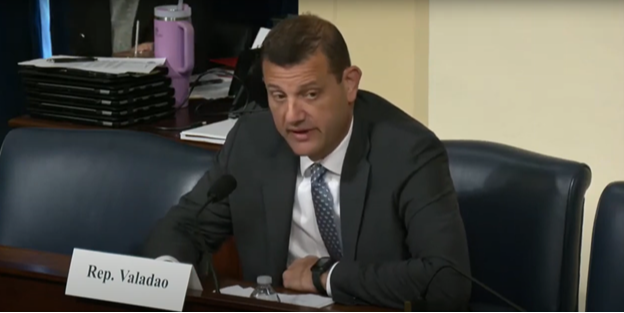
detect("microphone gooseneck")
[195,174,237,219]
[180,174,238,294]
[418,263,526,312]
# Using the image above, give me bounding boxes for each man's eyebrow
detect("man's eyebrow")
[265,82,321,91]
[299,82,320,90]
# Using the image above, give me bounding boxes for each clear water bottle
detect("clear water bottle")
[250,275,280,302]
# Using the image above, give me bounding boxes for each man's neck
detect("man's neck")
[308,115,353,163]
[300,116,353,176]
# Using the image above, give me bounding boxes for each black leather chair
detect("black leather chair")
[207,19,259,60]
[0,128,215,256]
[586,182,624,312]
[444,140,591,312]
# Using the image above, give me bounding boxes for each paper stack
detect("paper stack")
[219,285,334,309]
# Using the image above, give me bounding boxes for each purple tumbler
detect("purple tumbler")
[154,4,194,108]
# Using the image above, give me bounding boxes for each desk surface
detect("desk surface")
[9,99,225,151]
[0,246,388,311]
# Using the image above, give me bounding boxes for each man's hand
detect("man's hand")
[113,42,154,58]
[133,42,154,52]
[282,256,328,294]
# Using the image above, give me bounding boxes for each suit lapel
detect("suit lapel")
[263,142,298,279]
[340,111,371,261]
[261,104,371,269]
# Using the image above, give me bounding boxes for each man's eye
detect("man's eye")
[306,92,318,100]
[273,93,286,101]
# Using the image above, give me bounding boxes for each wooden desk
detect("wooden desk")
[9,99,226,151]
[0,246,386,311]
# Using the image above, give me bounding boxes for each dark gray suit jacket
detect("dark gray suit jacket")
[143,90,471,309]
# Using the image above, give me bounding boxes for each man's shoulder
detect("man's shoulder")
[228,110,283,153]
[356,90,442,154]
[237,109,274,129]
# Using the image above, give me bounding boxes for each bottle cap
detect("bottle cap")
[154,4,192,19]
[257,275,272,285]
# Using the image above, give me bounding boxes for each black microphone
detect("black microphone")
[195,174,237,219]
[409,263,526,312]
[180,174,237,294]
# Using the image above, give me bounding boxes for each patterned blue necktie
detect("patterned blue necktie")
[310,163,343,260]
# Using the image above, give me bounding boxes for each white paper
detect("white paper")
[65,248,202,312]
[189,70,232,100]
[251,27,271,49]
[220,285,253,297]
[180,118,237,145]
[220,285,334,309]
[19,56,166,74]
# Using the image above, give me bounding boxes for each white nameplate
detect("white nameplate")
[65,248,202,312]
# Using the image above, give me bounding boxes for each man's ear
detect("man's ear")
[342,66,362,103]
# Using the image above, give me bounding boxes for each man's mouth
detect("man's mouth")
[289,129,312,141]
[291,129,310,134]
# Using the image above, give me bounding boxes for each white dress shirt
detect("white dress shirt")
[159,118,354,297]
[287,118,353,296]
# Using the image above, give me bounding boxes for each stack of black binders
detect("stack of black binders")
[19,65,175,127]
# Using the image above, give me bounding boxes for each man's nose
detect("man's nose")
[284,100,305,124]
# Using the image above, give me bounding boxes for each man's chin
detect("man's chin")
[287,142,317,158]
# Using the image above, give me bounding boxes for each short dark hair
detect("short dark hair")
[261,14,351,82]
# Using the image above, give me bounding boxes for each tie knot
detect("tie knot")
[310,163,327,181]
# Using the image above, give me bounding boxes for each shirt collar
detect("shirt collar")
[300,117,354,177]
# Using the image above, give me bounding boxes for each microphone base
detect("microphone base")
[200,254,221,294]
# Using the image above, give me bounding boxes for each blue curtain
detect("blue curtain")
[0,0,43,140]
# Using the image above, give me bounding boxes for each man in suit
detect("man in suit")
[143,14,471,310]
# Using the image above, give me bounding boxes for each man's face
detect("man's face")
[262,50,361,160]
